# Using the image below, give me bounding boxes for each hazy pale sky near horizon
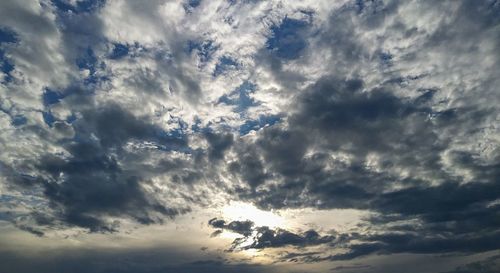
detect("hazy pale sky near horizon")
[0,0,499,272]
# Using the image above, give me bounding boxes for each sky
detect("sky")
[0,0,499,272]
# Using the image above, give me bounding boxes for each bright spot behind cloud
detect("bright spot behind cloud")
[222,201,286,229]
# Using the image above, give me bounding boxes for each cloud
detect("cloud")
[14,103,193,231]
[210,1,500,262]
[244,226,334,250]
[0,0,499,271]
[330,264,372,272]
[209,218,254,236]
[208,218,334,251]
[228,75,500,258]
[0,246,274,273]
[440,255,500,273]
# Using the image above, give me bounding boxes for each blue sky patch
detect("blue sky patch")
[42,111,56,127]
[76,47,98,73]
[187,0,201,8]
[213,56,239,77]
[76,47,109,85]
[183,0,202,13]
[158,124,188,141]
[266,17,310,60]
[11,115,27,127]
[239,115,282,135]
[0,52,14,83]
[379,51,393,67]
[109,43,129,60]
[43,89,64,106]
[52,0,106,14]
[218,81,258,112]
[0,27,18,84]
[0,27,18,44]
[187,40,219,64]
[355,0,366,13]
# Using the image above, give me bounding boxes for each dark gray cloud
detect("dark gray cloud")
[209,218,254,236]
[235,76,445,207]
[204,131,234,161]
[229,75,500,258]
[231,1,500,255]
[440,255,500,273]
[243,226,334,250]
[0,247,272,273]
[324,231,500,261]
[20,104,191,231]
[330,264,372,272]
[208,218,334,250]
[0,0,210,233]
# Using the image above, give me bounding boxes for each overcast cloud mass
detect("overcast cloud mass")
[0,0,499,272]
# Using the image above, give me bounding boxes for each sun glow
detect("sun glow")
[222,201,286,229]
